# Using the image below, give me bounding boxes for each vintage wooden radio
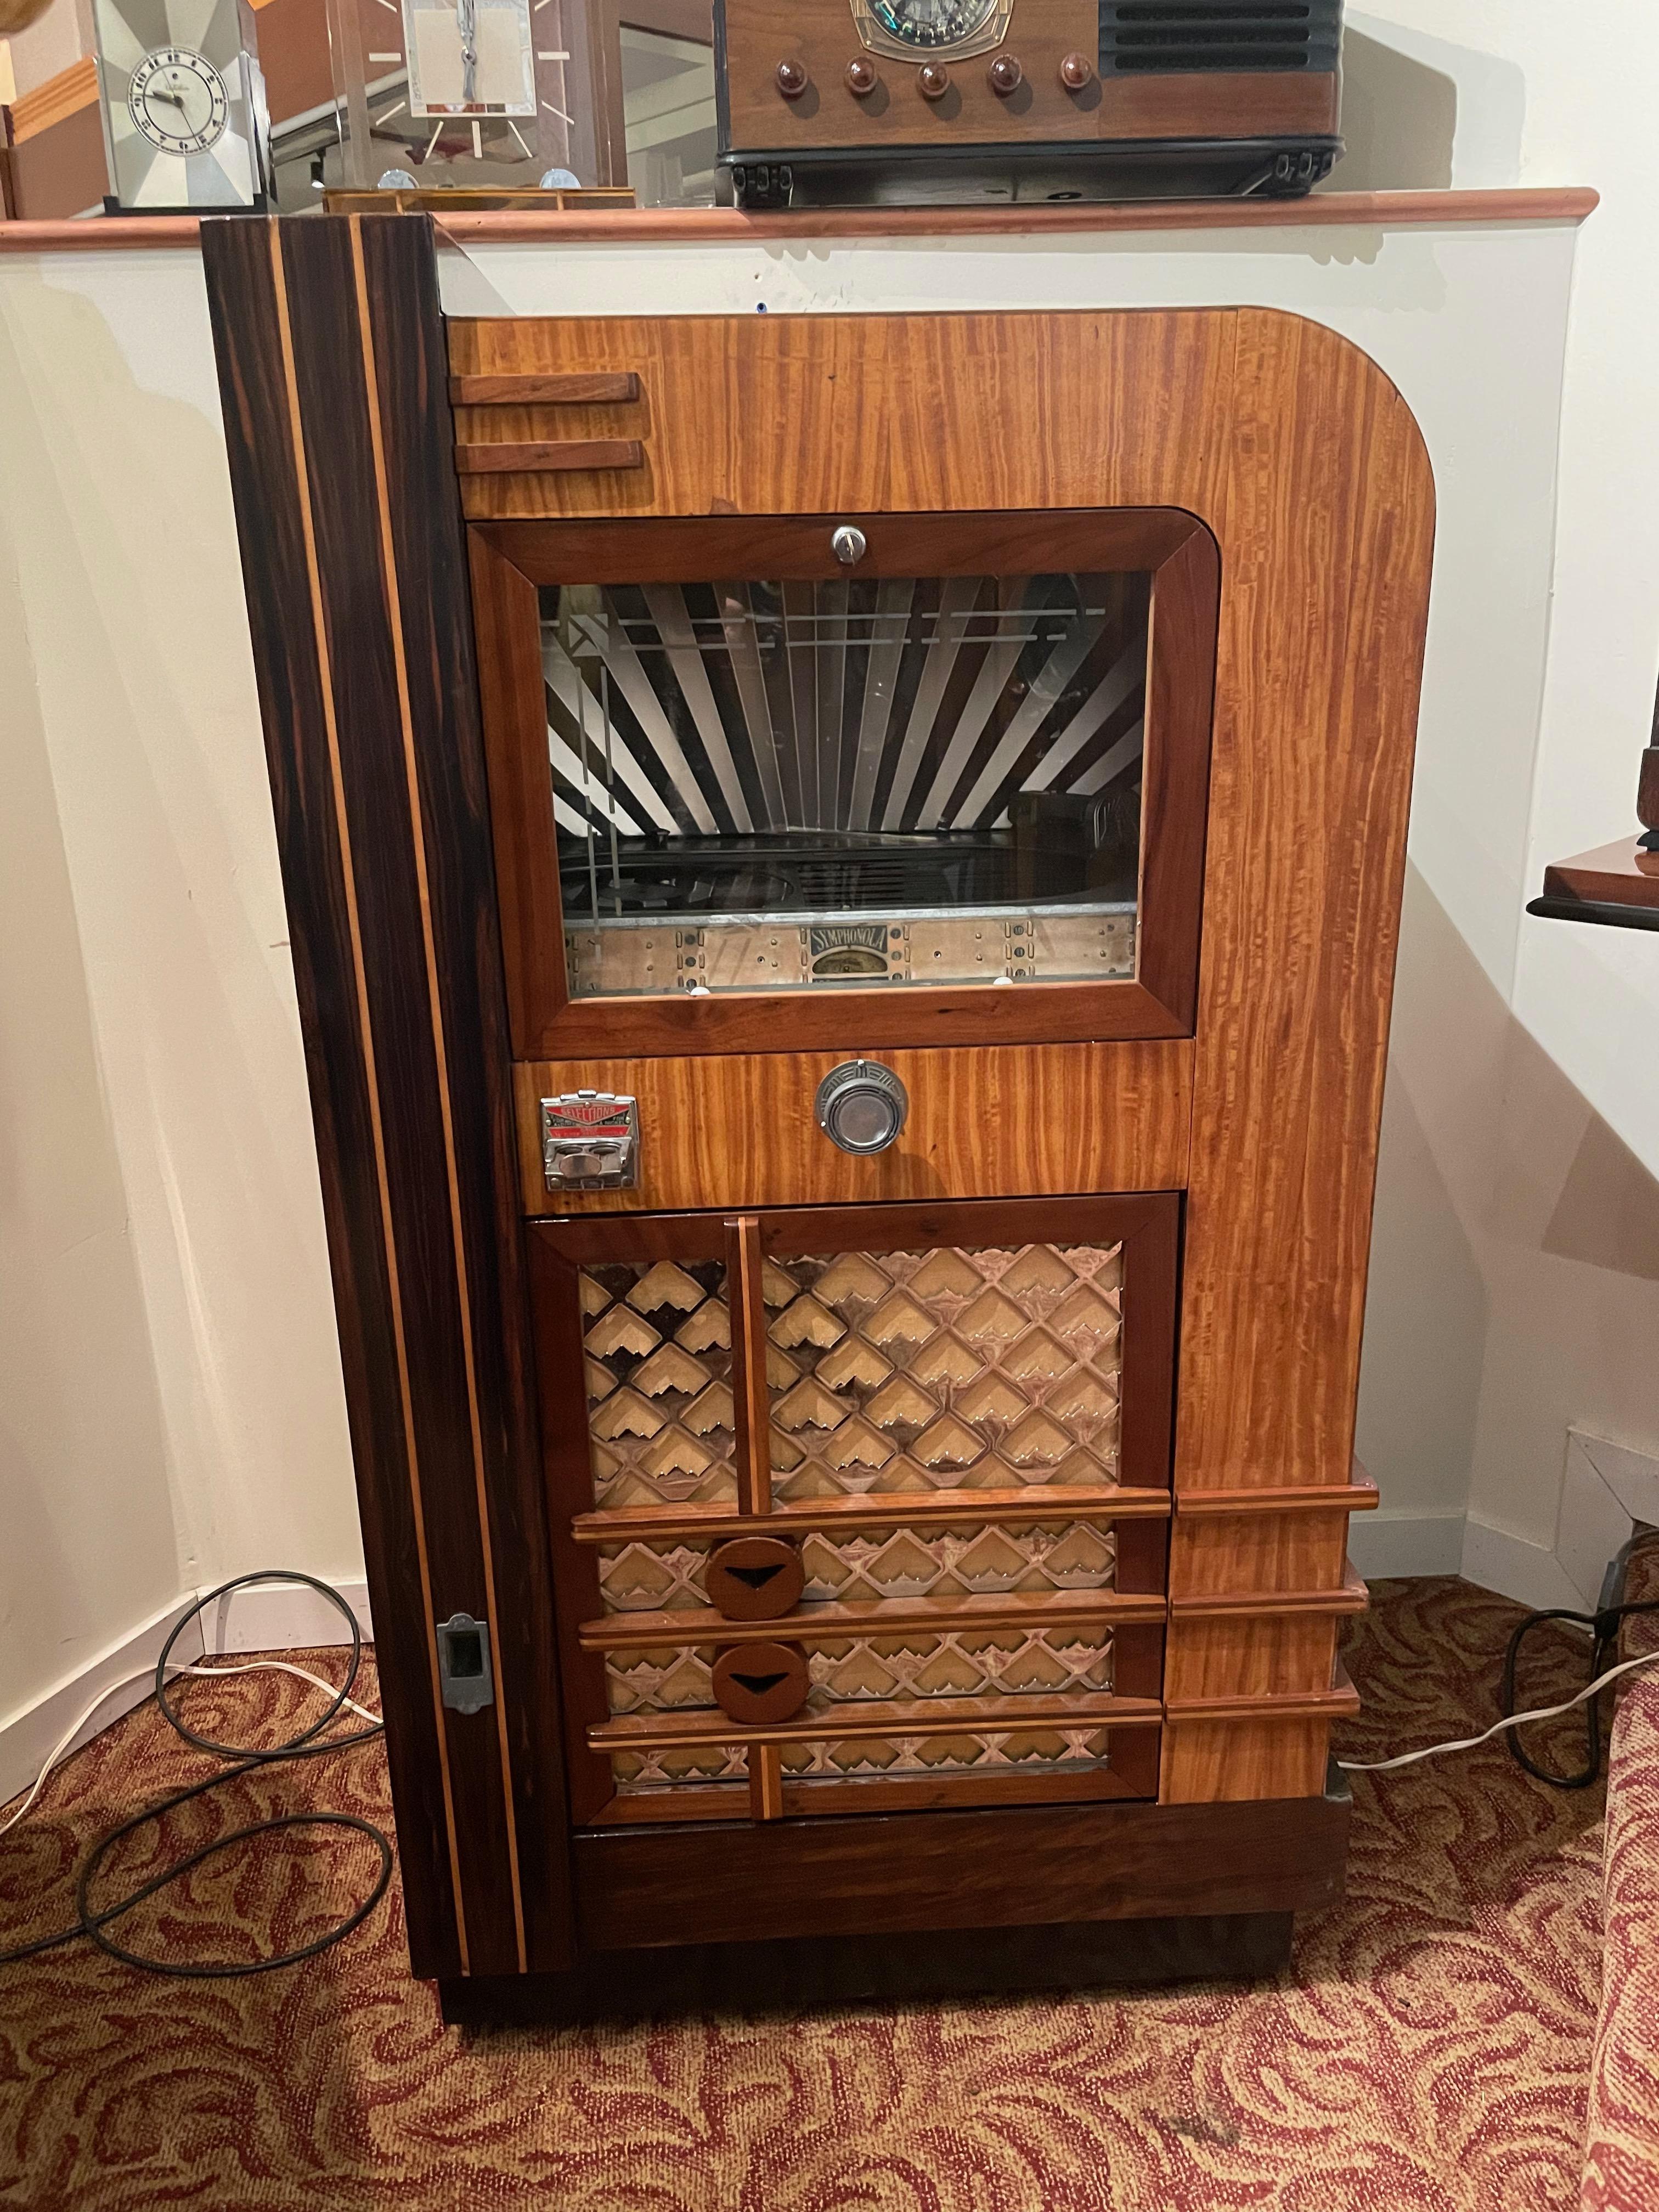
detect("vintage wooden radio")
[714,0,1344,207]
[204,214,1430,2017]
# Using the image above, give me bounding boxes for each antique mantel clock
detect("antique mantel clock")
[204,215,1431,2019]
[92,0,270,211]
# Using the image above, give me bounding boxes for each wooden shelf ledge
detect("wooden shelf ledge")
[430,188,1598,246]
[0,188,1597,257]
[579,1587,1167,1652]
[589,1688,1163,1752]
[572,1483,1172,1545]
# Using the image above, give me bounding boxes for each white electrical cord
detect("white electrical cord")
[0,1658,382,1842]
[1339,1645,1659,1774]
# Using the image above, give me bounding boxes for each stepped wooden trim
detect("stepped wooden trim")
[1177,1476,1379,1518]
[1165,1661,1359,1726]
[1171,1561,1368,1619]
[589,1689,1164,1752]
[456,438,642,475]
[10,57,98,145]
[579,1588,1167,1652]
[449,372,640,406]
[571,1485,1173,1545]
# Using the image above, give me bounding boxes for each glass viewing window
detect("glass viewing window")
[539,570,1152,1000]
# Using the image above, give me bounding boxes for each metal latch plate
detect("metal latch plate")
[541,1090,639,1192]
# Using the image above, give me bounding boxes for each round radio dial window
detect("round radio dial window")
[866,0,997,49]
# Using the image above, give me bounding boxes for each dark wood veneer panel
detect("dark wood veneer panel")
[573,1786,1350,1948]
[203,214,577,1979]
[438,1911,1297,2023]
[278,217,523,1978]
[358,215,574,1974]
[201,216,462,1982]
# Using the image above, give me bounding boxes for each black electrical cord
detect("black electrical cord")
[0,1571,394,1977]
[1501,1596,1659,1790]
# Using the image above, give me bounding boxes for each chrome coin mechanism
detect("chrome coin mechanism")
[814,1059,909,1153]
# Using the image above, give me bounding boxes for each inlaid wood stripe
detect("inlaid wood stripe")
[266,223,471,1975]
[749,1746,785,1821]
[456,439,644,475]
[347,217,527,1977]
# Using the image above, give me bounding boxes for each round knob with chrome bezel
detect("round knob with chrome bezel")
[815,1060,910,1154]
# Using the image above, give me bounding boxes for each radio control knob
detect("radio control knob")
[775,58,808,98]
[815,1060,910,1154]
[845,55,877,94]
[988,53,1023,93]
[1059,49,1093,89]
[916,60,949,99]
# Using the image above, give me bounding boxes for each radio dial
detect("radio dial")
[775,58,808,97]
[1059,49,1093,88]
[988,53,1022,93]
[845,55,877,93]
[916,60,949,99]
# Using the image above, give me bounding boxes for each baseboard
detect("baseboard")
[199,1575,373,1656]
[0,1575,373,1812]
[0,1597,205,1810]
[1347,1509,1466,1581]
[1460,1514,1592,1615]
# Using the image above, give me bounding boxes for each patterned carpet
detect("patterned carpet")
[0,1578,1612,2212]
[1581,1536,1659,2212]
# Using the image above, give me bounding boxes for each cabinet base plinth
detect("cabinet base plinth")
[438,1910,1295,2027]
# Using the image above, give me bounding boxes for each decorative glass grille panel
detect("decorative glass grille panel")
[581,1260,737,1509]
[610,1723,1118,1793]
[605,1627,1115,1715]
[539,573,1150,998]
[595,1520,1118,1615]
[763,1243,1123,1500]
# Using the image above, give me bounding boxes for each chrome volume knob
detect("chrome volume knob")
[815,1060,909,1154]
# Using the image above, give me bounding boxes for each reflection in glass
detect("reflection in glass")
[540,573,1150,997]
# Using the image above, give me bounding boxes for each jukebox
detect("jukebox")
[205,214,1432,2010]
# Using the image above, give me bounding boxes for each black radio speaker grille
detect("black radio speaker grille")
[1099,0,1342,74]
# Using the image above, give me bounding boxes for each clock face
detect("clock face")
[94,0,266,207]
[864,0,998,48]
[127,46,229,154]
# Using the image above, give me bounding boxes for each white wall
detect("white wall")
[0,383,182,1739]
[1337,4,1659,1597]
[0,247,362,1780]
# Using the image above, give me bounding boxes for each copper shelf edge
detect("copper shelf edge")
[0,188,1599,256]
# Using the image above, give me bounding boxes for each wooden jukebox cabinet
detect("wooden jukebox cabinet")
[203,216,1434,2012]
